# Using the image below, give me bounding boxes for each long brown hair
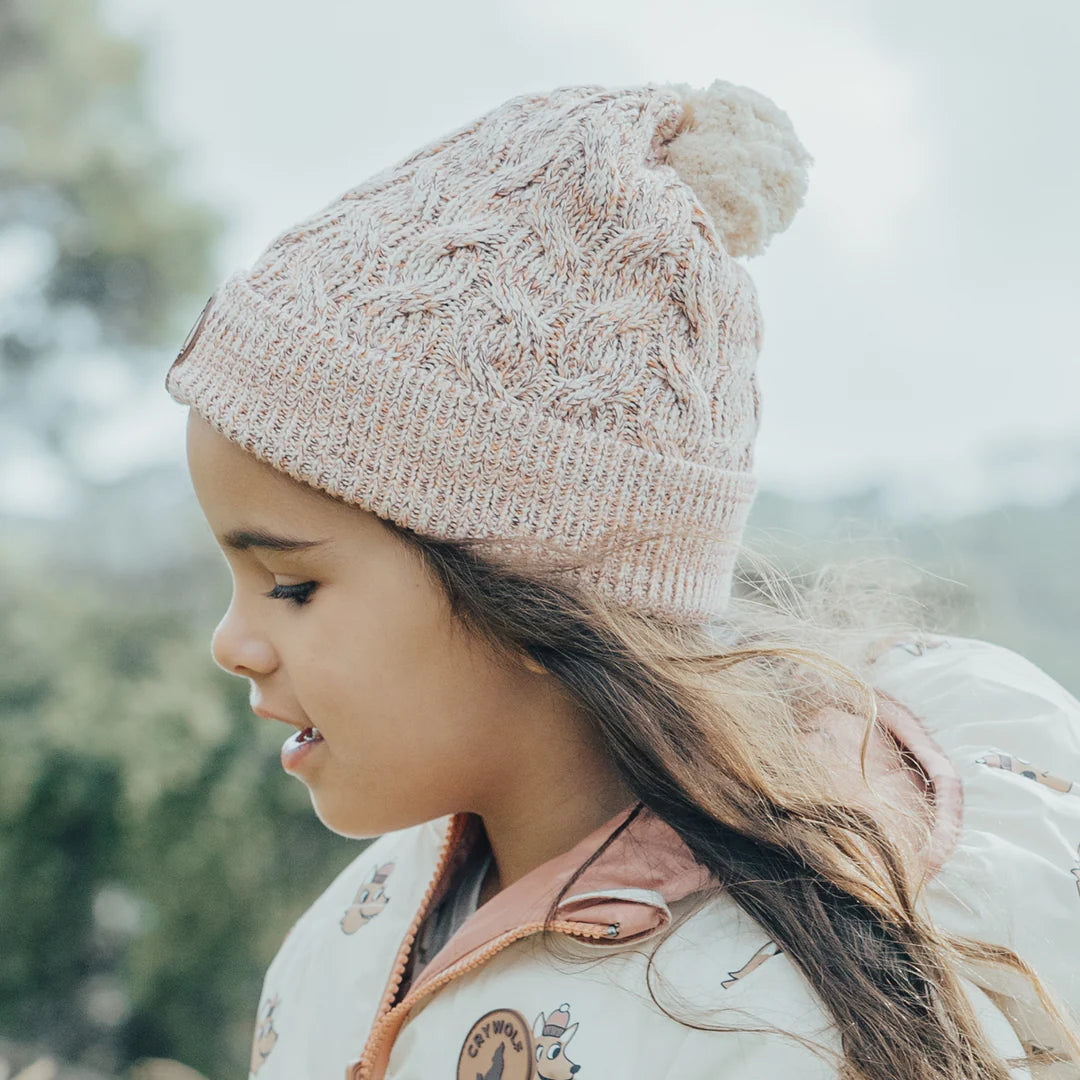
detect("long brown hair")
[375,513,1080,1080]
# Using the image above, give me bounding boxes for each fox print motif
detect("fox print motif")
[341,862,395,933]
[976,752,1077,796]
[249,992,280,1075]
[721,940,784,989]
[532,1003,581,1079]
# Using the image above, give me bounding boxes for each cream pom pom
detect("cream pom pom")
[659,78,813,257]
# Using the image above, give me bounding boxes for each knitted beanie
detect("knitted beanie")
[165,79,813,624]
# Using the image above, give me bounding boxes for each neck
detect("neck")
[473,706,637,901]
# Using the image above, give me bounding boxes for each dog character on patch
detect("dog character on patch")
[533,1003,581,1079]
[249,992,280,1075]
[721,940,784,989]
[341,861,395,933]
[976,753,1077,796]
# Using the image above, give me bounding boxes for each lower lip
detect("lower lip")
[281,728,326,772]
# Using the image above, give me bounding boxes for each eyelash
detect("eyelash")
[263,581,319,607]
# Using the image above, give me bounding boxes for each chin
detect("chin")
[310,795,438,840]
[311,802,383,840]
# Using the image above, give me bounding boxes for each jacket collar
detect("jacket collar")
[411,802,711,993]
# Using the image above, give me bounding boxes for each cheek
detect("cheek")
[296,657,495,835]
[290,598,484,763]
[284,597,517,831]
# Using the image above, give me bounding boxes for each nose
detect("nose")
[210,598,278,678]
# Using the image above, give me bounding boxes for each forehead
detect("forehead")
[184,409,356,532]
[187,409,291,493]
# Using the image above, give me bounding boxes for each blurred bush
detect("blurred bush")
[0,539,363,1077]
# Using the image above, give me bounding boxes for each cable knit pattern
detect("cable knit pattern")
[165,80,812,622]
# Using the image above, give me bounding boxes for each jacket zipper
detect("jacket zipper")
[349,917,613,1080]
[347,812,616,1080]
[364,814,471,1032]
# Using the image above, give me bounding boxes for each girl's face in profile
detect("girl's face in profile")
[184,409,543,838]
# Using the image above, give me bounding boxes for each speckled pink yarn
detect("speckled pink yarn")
[165,81,811,623]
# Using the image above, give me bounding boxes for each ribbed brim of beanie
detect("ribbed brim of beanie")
[166,80,812,624]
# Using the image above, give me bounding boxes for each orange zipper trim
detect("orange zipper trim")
[363,814,471,1039]
[349,917,613,1080]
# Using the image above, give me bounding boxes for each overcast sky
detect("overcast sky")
[85,0,1079,517]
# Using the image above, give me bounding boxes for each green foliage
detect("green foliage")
[0,551,363,1077]
[894,494,1080,692]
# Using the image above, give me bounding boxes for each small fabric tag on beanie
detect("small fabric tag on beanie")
[171,290,217,372]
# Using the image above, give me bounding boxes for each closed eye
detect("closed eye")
[264,581,319,607]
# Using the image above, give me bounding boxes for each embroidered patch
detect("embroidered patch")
[341,861,395,933]
[249,992,280,1075]
[721,940,784,988]
[457,1008,534,1080]
[532,1003,582,1080]
[169,291,216,374]
[976,752,1077,796]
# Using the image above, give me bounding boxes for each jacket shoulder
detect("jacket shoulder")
[648,890,1024,1078]
[869,631,1080,762]
[871,634,1080,1061]
[249,817,450,1079]
[651,893,842,1076]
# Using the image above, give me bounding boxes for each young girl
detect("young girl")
[165,79,1080,1080]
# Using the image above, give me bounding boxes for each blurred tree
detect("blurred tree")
[0,0,224,479]
[745,487,1080,695]
[0,545,362,1077]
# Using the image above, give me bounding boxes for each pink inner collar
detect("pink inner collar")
[872,688,963,877]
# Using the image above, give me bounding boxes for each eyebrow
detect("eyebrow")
[221,528,329,554]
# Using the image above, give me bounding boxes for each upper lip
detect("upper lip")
[252,705,308,730]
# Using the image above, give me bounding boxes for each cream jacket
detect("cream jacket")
[247,634,1080,1080]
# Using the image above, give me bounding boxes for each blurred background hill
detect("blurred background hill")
[1,0,1075,1077]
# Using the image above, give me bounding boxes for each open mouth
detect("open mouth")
[280,724,327,772]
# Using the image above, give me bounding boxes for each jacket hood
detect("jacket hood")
[411,804,712,994]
